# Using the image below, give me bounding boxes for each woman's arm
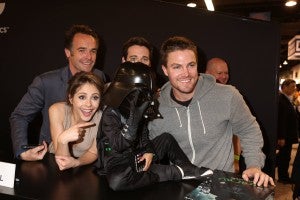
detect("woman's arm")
[57,138,97,170]
[77,139,98,166]
[49,103,94,156]
[49,103,70,156]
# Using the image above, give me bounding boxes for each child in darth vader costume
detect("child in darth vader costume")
[95,62,213,191]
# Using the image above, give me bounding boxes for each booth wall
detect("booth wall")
[0,0,280,176]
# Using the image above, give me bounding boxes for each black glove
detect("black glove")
[121,89,150,141]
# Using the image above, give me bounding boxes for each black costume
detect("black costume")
[277,92,299,182]
[95,62,212,191]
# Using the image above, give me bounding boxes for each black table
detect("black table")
[0,154,274,200]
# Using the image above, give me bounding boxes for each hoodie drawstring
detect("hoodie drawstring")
[175,108,182,127]
[197,101,206,134]
[174,102,206,164]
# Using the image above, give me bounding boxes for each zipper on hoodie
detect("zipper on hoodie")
[187,107,196,164]
[175,101,206,164]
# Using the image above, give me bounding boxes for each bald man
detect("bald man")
[205,57,242,173]
[205,57,229,84]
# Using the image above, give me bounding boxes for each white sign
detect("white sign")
[0,162,16,188]
[288,35,300,60]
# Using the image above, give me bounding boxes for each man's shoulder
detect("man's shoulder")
[93,68,106,82]
[38,67,67,80]
[220,84,244,97]
[278,93,290,104]
[215,83,236,90]
[26,67,68,90]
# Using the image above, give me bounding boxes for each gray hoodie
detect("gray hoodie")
[148,73,265,172]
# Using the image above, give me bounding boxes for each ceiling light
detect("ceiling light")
[204,0,215,11]
[285,0,297,7]
[187,2,197,8]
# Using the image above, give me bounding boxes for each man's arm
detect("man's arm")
[230,87,274,186]
[10,76,45,159]
[230,87,265,169]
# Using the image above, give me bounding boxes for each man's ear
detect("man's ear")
[65,48,71,58]
[121,57,126,63]
[162,65,168,77]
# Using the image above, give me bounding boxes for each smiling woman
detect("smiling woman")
[48,72,104,171]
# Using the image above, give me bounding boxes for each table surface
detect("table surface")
[0,154,275,200]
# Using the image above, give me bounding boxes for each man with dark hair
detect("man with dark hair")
[277,78,299,184]
[121,36,153,66]
[149,36,274,187]
[10,24,106,161]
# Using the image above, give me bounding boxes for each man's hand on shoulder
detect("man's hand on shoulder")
[242,167,275,187]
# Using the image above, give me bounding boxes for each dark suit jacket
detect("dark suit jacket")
[10,66,106,158]
[277,92,299,143]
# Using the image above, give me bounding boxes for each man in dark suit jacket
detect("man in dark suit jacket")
[277,79,299,183]
[10,24,106,161]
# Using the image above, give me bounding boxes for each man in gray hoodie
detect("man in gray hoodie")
[148,36,274,187]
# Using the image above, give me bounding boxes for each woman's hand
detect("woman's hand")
[55,155,80,171]
[58,122,95,144]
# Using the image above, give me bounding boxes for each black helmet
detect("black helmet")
[103,61,154,108]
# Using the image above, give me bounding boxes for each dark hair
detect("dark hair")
[67,72,104,107]
[64,24,99,50]
[160,36,198,66]
[122,36,153,61]
[281,79,296,89]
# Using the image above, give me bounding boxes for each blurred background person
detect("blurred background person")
[205,57,229,84]
[277,79,299,184]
